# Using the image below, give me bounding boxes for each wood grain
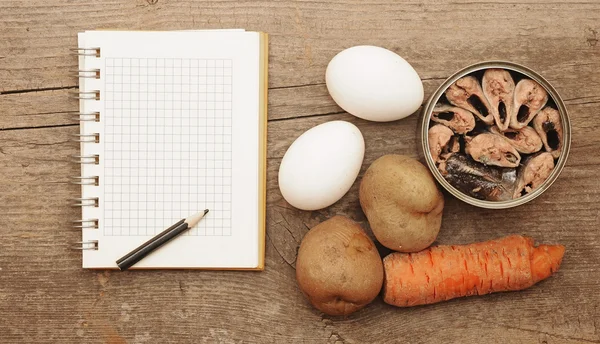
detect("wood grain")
[0,88,77,130]
[1,0,600,343]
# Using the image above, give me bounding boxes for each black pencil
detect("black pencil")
[116,209,209,271]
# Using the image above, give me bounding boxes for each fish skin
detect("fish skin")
[442,154,517,201]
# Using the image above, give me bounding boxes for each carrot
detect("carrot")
[382,235,564,307]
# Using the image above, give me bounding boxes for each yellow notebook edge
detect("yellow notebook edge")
[256,32,269,271]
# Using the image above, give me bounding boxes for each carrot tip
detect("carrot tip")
[531,244,565,284]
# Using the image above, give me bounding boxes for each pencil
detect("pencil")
[116,209,209,271]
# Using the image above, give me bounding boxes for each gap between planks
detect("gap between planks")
[0,82,330,96]
[0,123,78,132]
[0,85,78,96]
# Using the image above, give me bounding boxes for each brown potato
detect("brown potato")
[295,216,383,316]
[359,155,444,252]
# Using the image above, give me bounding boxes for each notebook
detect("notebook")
[73,30,268,270]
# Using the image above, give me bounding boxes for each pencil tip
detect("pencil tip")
[185,210,209,228]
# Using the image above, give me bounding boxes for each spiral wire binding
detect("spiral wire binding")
[71,155,99,164]
[73,219,99,229]
[71,111,100,122]
[71,133,100,143]
[70,90,100,100]
[70,176,99,186]
[70,47,101,57]
[71,197,99,207]
[72,46,102,251]
[72,240,98,250]
[71,69,100,79]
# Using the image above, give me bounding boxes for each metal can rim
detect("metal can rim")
[421,60,572,209]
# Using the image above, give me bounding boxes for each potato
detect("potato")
[295,216,383,316]
[359,154,444,252]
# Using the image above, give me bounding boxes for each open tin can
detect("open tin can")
[421,61,571,209]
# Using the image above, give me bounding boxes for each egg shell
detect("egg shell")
[326,45,424,122]
[278,121,365,211]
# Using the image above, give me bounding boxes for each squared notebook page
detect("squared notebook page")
[78,30,266,269]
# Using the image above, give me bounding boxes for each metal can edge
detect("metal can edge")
[421,60,572,209]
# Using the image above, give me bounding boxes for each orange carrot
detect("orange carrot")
[383,235,564,307]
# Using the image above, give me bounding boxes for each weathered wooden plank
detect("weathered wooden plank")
[0,77,598,131]
[1,0,600,93]
[1,65,599,130]
[2,0,600,128]
[1,106,599,343]
[0,88,77,130]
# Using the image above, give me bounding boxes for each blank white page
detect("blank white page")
[78,31,265,269]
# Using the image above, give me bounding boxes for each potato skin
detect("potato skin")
[296,216,384,316]
[359,155,444,252]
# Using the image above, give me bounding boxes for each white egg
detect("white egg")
[278,121,365,211]
[326,45,424,122]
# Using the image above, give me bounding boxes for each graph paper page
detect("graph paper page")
[79,31,263,268]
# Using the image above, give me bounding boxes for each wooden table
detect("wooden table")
[1,1,599,343]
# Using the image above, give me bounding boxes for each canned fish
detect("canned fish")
[421,61,571,209]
